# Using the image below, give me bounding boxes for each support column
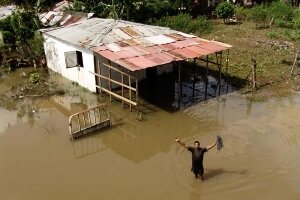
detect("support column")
[205,55,209,100]
[108,60,112,102]
[98,60,102,94]
[121,66,124,107]
[129,76,132,111]
[178,62,181,108]
[135,72,139,113]
[219,52,222,96]
[192,58,196,99]
[225,50,230,93]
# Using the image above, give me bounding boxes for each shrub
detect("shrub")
[28,31,44,60]
[155,14,213,34]
[274,19,293,28]
[249,5,268,28]
[235,6,251,21]
[267,30,279,39]
[215,2,235,23]
[191,16,213,34]
[155,13,193,33]
[293,10,300,29]
[2,31,15,44]
[29,72,40,84]
[91,2,110,18]
[269,1,294,22]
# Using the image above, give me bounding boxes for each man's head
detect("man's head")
[194,140,200,148]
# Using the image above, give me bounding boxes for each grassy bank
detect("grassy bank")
[200,20,300,98]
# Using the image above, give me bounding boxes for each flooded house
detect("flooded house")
[41,18,231,112]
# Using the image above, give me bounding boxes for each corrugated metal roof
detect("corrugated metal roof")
[39,11,93,27]
[42,18,232,71]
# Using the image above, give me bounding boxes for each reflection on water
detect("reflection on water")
[1,91,300,200]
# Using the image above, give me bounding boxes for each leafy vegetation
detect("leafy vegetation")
[155,14,213,34]
[215,2,235,23]
[29,72,40,84]
[249,4,268,28]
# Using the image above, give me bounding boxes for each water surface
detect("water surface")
[0,92,300,200]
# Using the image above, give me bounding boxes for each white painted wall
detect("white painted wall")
[43,34,96,92]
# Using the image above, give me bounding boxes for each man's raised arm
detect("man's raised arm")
[206,140,217,151]
[175,137,188,149]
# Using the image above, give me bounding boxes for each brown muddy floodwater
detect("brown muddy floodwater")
[1,90,300,200]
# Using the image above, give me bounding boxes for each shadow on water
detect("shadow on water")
[138,61,247,113]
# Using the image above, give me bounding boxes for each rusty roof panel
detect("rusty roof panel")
[92,46,108,52]
[160,43,177,51]
[106,43,122,52]
[143,46,162,54]
[200,42,226,52]
[126,57,157,69]
[146,53,174,65]
[115,59,141,71]
[173,48,200,59]
[120,26,141,37]
[116,41,131,47]
[115,49,141,59]
[99,50,123,61]
[144,35,175,45]
[167,50,187,60]
[110,28,132,41]
[121,39,139,46]
[133,37,154,47]
[167,33,187,40]
[187,45,214,55]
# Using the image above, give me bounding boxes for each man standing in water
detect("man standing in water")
[175,137,217,181]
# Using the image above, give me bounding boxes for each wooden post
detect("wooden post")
[225,50,230,93]
[129,76,132,111]
[205,55,209,100]
[108,60,112,102]
[121,70,124,107]
[192,58,196,99]
[252,58,257,90]
[290,52,300,76]
[178,62,181,108]
[98,61,102,94]
[135,72,139,113]
[219,52,222,96]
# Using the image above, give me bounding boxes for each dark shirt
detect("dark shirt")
[188,147,207,173]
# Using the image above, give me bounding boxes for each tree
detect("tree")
[215,1,235,23]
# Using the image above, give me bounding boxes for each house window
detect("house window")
[65,51,84,68]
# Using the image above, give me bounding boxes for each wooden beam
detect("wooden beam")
[205,55,209,100]
[178,62,181,108]
[121,72,124,107]
[108,60,112,102]
[96,85,138,106]
[290,52,300,76]
[135,72,139,113]
[98,60,102,94]
[129,76,132,111]
[103,63,135,79]
[219,52,222,95]
[90,72,136,91]
[198,58,220,67]
[193,58,196,98]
